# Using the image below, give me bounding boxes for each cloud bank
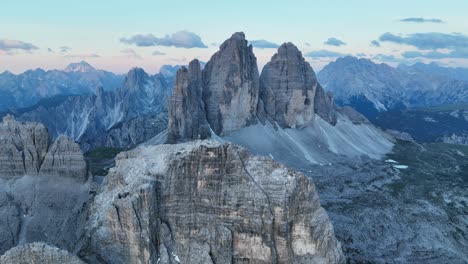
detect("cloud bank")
[0,39,38,51]
[249,40,279,49]
[120,31,207,48]
[305,50,348,58]
[379,32,468,50]
[400,17,444,23]
[324,37,346,46]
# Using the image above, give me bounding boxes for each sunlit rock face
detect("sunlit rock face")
[259,42,318,128]
[202,32,260,135]
[82,140,344,264]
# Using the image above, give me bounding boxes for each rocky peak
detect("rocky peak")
[259,42,318,128]
[0,116,50,178]
[122,67,150,92]
[168,59,210,143]
[64,61,96,73]
[0,116,86,181]
[202,31,260,135]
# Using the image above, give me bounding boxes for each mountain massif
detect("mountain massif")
[0,61,123,112]
[15,68,171,151]
[1,32,467,264]
[318,56,468,117]
[318,56,468,144]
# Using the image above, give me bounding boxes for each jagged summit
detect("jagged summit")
[203,31,259,135]
[259,42,318,128]
[64,60,96,73]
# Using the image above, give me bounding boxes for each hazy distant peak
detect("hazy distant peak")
[64,61,96,73]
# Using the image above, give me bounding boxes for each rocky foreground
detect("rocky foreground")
[0,115,345,263]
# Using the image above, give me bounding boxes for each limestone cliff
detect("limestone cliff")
[259,43,318,128]
[0,115,91,255]
[81,140,344,264]
[203,32,260,135]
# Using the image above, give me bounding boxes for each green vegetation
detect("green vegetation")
[85,147,123,159]
[85,147,123,176]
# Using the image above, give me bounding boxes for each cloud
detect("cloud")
[304,42,311,46]
[324,37,346,46]
[373,54,399,62]
[47,48,54,53]
[120,30,207,48]
[400,17,444,23]
[152,50,166,56]
[402,49,468,59]
[379,32,468,50]
[305,50,348,58]
[249,40,280,49]
[371,40,381,47]
[59,46,71,53]
[0,39,38,52]
[64,53,100,58]
[120,48,141,59]
[356,53,367,57]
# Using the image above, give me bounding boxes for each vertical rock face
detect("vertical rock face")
[0,243,85,264]
[314,83,337,125]
[203,32,260,135]
[38,136,87,181]
[168,59,210,143]
[82,141,344,264]
[0,114,50,179]
[0,116,91,256]
[259,43,317,128]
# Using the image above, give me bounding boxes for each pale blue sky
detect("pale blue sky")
[1,0,467,73]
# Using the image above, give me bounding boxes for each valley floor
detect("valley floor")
[307,140,468,263]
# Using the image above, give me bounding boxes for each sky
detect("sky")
[1,0,468,74]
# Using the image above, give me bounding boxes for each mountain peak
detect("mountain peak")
[64,61,96,73]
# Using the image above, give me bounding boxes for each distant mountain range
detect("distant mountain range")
[318,56,468,119]
[318,57,468,144]
[0,61,124,111]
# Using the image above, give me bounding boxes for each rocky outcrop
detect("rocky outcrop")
[168,59,210,143]
[259,43,317,128]
[0,116,91,255]
[81,140,344,264]
[0,242,84,264]
[203,32,260,135]
[314,83,337,125]
[0,114,50,179]
[38,136,87,181]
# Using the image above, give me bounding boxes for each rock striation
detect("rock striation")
[168,59,210,143]
[203,32,260,135]
[0,242,84,264]
[81,140,345,264]
[168,33,342,144]
[0,116,91,255]
[259,43,317,128]
[0,114,50,179]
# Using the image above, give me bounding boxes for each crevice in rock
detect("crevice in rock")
[113,204,123,229]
